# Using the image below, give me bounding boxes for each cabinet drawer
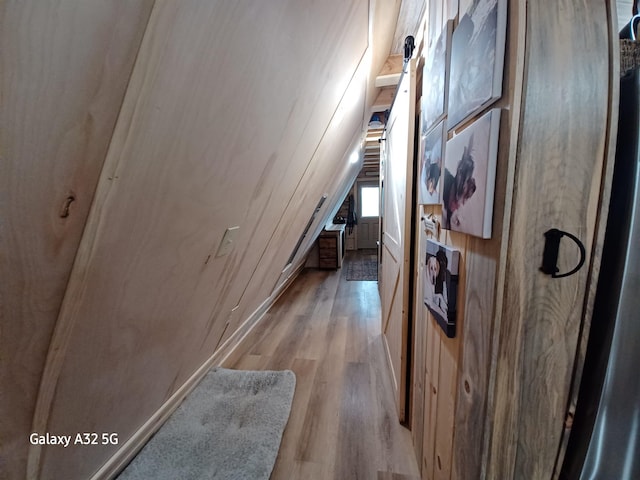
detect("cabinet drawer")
[318,237,337,249]
[319,247,336,258]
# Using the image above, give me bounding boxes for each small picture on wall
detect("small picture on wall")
[447,0,506,130]
[442,108,500,238]
[419,121,445,205]
[421,20,453,136]
[424,239,460,338]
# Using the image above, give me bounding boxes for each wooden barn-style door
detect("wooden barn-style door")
[380,58,416,422]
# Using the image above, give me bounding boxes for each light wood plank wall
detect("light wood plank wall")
[0,2,155,479]
[410,1,515,478]
[34,0,370,476]
[409,1,615,480]
[2,1,402,479]
[2,0,615,478]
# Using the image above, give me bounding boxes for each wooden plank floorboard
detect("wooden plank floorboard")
[270,357,319,478]
[334,361,377,479]
[247,271,327,357]
[293,313,347,465]
[223,253,420,479]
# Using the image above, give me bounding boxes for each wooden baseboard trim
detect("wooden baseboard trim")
[216,264,304,366]
[90,265,304,480]
[89,343,222,480]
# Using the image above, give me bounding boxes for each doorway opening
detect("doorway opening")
[357,180,380,250]
[360,185,379,217]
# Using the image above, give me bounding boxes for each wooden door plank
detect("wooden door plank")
[486,1,612,478]
[433,335,458,480]
[410,215,429,470]
[380,58,417,421]
[448,0,527,478]
[382,265,402,335]
[423,315,441,480]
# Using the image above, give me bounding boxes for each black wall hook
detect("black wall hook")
[540,228,586,279]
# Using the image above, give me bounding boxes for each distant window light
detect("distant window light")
[361,186,379,217]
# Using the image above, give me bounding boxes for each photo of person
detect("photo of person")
[442,108,500,238]
[419,121,445,205]
[423,239,460,338]
[447,0,506,130]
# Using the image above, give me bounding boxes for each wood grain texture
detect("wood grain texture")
[422,314,441,480]
[412,1,508,475]
[433,334,457,480]
[449,0,527,478]
[224,258,421,480]
[0,2,154,478]
[551,2,620,476]
[374,87,399,111]
[379,54,405,77]
[427,231,465,480]
[486,1,612,479]
[23,1,377,478]
[410,1,612,479]
[410,213,428,472]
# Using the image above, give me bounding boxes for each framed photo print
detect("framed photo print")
[447,0,507,130]
[428,0,444,49]
[424,239,460,338]
[421,20,453,136]
[442,108,500,239]
[419,120,445,205]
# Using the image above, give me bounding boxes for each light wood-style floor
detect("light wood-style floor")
[223,251,421,480]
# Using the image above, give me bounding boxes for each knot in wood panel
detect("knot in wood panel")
[59,193,76,218]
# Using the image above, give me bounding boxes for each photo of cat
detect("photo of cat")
[447,0,506,130]
[419,121,446,205]
[424,239,460,338]
[442,108,500,238]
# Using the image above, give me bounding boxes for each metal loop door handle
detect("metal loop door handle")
[540,228,586,279]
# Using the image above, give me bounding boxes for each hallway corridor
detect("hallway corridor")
[223,251,420,479]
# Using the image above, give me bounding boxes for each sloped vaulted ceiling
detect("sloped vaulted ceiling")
[0,1,405,478]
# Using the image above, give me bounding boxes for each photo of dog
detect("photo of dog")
[424,239,460,338]
[419,121,445,205]
[442,108,500,238]
[442,134,476,229]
